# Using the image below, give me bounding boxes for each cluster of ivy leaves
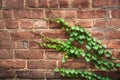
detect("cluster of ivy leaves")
[39,18,120,80]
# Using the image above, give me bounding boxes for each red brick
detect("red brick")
[42,30,69,39]
[0,0,2,7]
[11,30,40,40]
[31,9,44,19]
[103,40,120,49]
[107,71,120,79]
[0,69,15,78]
[2,10,12,19]
[5,20,19,29]
[46,71,62,78]
[0,10,3,18]
[38,0,48,8]
[33,20,48,29]
[5,0,24,8]
[45,10,61,18]
[93,20,106,28]
[61,10,76,18]
[49,21,62,29]
[108,20,120,28]
[46,51,64,60]
[27,0,38,8]
[111,10,120,18]
[12,41,25,49]
[0,50,13,59]
[59,0,69,8]
[0,21,4,29]
[58,61,87,69]
[72,0,90,9]
[92,0,119,7]
[27,60,56,69]
[0,30,10,40]
[91,31,104,39]
[29,41,42,49]
[0,60,25,69]
[14,10,31,19]
[106,31,120,39]
[77,9,107,19]
[15,50,44,59]
[66,19,75,26]
[76,20,92,28]
[112,49,120,60]
[16,70,45,79]
[20,20,34,29]
[0,40,12,49]
[49,0,59,8]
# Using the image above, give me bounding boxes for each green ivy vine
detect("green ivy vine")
[37,18,120,80]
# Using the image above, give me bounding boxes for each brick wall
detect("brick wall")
[0,0,120,79]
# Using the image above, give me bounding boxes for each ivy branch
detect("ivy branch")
[36,18,120,80]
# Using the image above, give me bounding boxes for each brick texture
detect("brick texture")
[0,0,120,79]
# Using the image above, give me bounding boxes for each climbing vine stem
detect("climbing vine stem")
[38,18,120,80]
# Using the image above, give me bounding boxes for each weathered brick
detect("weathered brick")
[45,10,61,18]
[77,9,107,19]
[107,71,120,79]
[91,31,104,39]
[0,69,15,78]
[93,20,106,28]
[12,41,26,49]
[11,30,40,40]
[72,0,90,9]
[38,0,48,8]
[0,30,10,40]
[5,0,24,8]
[27,60,56,69]
[49,0,59,8]
[111,10,120,18]
[29,40,42,49]
[33,20,48,29]
[5,20,19,29]
[49,21,62,29]
[16,70,45,79]
[76,20,92,28]
[27,0,38,8]
[106,31,120,39]
[0,50,13,59]
[0,0,2,8]
[92,0,119,7]
[46,71,63,78]
[112,49,120,60]
[15,50,44,59]
[59,0,69,8]
[0,60,26,69]
[42,30,69,39]
[58,61,87,69]
[14,10,31,19]
[46,51,64,60]
[103,40,120,49]
[31,9,44,19]
[20,20,33,29]
[108,20,120,28]
[61,10,76,18]
[2,10,12,19]
[0,10,3,18]
[0,40,12,49]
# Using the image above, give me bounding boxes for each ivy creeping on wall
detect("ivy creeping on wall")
[39,18,120,80]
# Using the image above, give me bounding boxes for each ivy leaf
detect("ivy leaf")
[79,35,85,39]
[116,63,120,67]
[105,53,111,57]
[86,45,91,50]
[62,57,66,63]
[54,68,59,72]
[98,49,104,55]
[92,55,97,60]
[70,49,75,53]
[85,57,90,62]
[93,46,99,50]
[101,66,107,71]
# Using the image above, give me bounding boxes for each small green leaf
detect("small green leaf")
[98,49,104,55]
[85,57,90,62]
[70,49,74,53]
[105,53,111,57]
[86,45,91,50]
[93,46,99,50]
[92,55,97,60]
[54,68,59,72]
[116,63,120,67]
[62,57,66,63]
